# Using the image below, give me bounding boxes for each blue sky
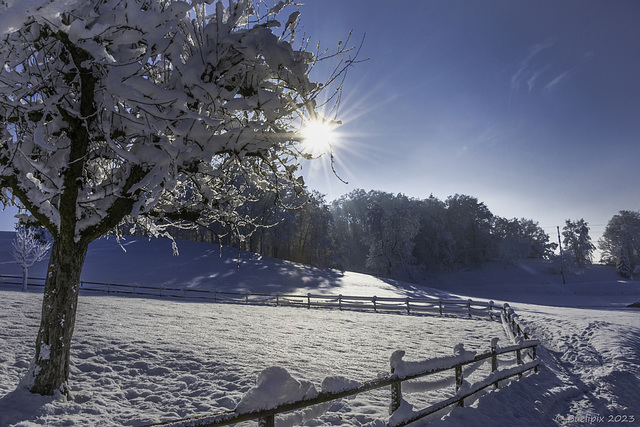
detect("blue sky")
[2,0,639,248]
[298,0,640,245]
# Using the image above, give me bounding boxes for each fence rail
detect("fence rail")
[0,274,504,319]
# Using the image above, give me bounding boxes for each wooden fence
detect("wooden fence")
[141,305,540,427]
[0,274,504,319]
[144,320,538,427]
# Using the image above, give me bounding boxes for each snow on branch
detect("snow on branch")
[12,225,51,268]
[0,0,359,243]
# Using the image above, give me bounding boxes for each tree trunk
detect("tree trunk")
[21,266,28,292]
[28,239,88,396]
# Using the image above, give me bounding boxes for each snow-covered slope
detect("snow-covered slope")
[1,232,639,426]
[423,259,640,308]
[2,231,636,305]
[0,231,436,298]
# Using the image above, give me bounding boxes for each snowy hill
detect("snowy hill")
[0,231,437,298]
[1,232,639,426]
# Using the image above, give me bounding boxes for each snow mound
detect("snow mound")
[235,366,317,413]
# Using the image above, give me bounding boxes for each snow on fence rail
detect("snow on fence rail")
[143,330,539,426]
[0,274,502,318]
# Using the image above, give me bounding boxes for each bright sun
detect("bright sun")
[300,120,336,156]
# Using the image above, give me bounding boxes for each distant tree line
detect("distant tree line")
[328,190,558,279]
[107,189,640,281]
[166,188,565,279]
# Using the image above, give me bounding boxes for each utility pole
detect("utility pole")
[557,226,566,284]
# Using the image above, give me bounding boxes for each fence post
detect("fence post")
[258,414,275,427]
[390,379,402,415]
[455,365,464,407]
[307,293,311,309]
[516,321,522,336]
[373,296,377,313]
[406,298,410,314]
[489,300,494,320]
[439,300,443,315]
[245,291,250,304]
[338,294,342,311]
[389,351,403,415]
[467,299,472,317]
[490,338,499,388]
[276,294,280,306]
[503,303,509,319]
[533,345,538,373]
[214,290,218,302]
[516,347,523,378]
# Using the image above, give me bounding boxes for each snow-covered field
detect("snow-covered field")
[1,232,639,426]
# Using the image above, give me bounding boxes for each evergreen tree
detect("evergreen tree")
[616,247,634,279]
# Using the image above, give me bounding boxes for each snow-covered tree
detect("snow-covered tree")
[599,210,640,277]
[288,191,334,267]
[331,190,420,277]
[412,196,444,270]
[0,0,354,396]
[330,189,371,272]
[562,219,595,267]
[11,225,52,291]
[444,194,493,266]
[362,192,420,278]
[492,217,555,263]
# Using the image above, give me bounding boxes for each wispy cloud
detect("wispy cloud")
[510,39,556,94]
[527,64,551,92]
[511,41,595,97]
[544,70,572,92]
[544,51,595,93]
